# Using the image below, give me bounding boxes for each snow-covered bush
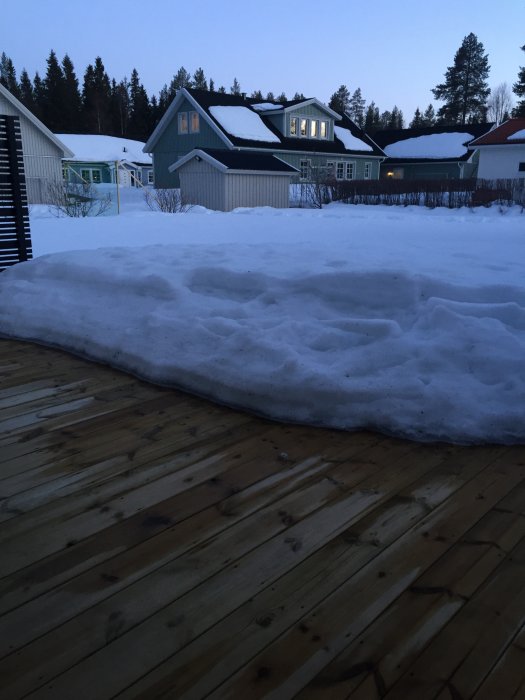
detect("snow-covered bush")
[144,188,192,213]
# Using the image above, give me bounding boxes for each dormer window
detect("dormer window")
[178,112,188,134]
[320,121,328,139]
[300,118,308,137]
[190,111,200,133]
[310,120,319,138]
[290,117,298,136]
[289,115,331,139]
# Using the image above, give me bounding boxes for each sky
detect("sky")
[2,0,524,121]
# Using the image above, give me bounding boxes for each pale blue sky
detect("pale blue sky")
[3,0,524,120]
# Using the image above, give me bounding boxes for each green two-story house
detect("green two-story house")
[143,88,385,187]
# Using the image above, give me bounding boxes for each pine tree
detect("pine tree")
[513,44,525,117]
[364,102,381,132]
[250,90,264,99]
[82,57,112,133]
[348,88,366,126]
[292,92,305,100]
[169,67,192,96]
[432,33,490,124]
[230,78,241,95]
[18,69,35,111]
[218,86,226,94]
[410,107,424,128]
[266,91,275,101]
[209,78,215,92]
[328,85,350,113]
[276,92,287,103]
[32,72,45,120]
[0,52,20,98]
[128,68,151,140]
[109,78,129,136]
[61,54,82,132]
[42,50,66,130]
[192,67,207,91]
[388,106,404,129]
[380,110,392,129]
[422,104,436,126]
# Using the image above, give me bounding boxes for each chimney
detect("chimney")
[241,92,246,100]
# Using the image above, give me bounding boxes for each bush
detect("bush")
[144,188,192,213]
[46,181,112,217]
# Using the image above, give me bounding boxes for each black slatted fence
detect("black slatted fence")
[0,115,32,271]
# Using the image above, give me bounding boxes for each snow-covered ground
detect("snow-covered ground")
[1,190,524,444]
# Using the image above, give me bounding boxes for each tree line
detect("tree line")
[1,34,524,143]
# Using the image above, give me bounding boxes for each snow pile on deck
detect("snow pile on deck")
[334,126,374,152]
[209,106,280,142]
[56,134,151,163]
[1,202,525,445]
[384,132,474,159]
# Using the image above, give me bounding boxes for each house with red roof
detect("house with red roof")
[469,119,525,180]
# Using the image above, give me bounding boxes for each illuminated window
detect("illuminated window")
[189,111,200,133]
[310,120,319,138]
[320,121,328,138]
[300,118,308,136]
[290,117,298,136]
[178,112,188,134]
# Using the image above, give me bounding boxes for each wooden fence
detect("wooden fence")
[0,115,31,271]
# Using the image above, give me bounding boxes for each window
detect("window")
[345,162,355,180]
[81,169,91,182]
[290,117,298,136]
[148,170,154,184]
[336,162,345,180]
[189,111,200,133]
[300,159,310,180]
[364,162,372,180]
[519,162,525,172]
[80,168,101,184]
[310,120,319,138]
[178,112,188,134]
[320,121,328,139]
[62,166,68,181]
[91,169,101,184]
[300,118,308,137]
[326,161,335,178]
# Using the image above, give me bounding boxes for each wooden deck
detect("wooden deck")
[1,338,525,700]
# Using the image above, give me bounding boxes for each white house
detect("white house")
[469,119,525,180]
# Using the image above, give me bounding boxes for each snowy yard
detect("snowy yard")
[1,192,524,444]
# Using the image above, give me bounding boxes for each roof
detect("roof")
[374,123,493,163]
[56,134,152,165]
[0,83,74,158]
[144,88,384,157]
[469,119,525,146]
[169,148,298,174]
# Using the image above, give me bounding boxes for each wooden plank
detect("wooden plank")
[473,625,525,700]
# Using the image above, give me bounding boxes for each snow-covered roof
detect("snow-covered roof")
[508,128,525,141]
[384,132,474,159]
[334,126,374,152]
[56,134,152,164]
[252,102,284,112]
[208,106,281,143]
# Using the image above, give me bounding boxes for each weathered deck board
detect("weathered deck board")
[0,338,524,700]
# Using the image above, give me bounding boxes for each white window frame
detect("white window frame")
[290,117,298,136]
[300,118,308,137]
[299,159,310,181]
[320,120,328,139]
[80,167,101,184]
[345,162,355,180]
[189,110,200,133]
[310,119,319,138]
[335,162,345,180]
[326,161,335,178]
[178,112,188,134]
[147,170,154,184]
[364,162,372,180]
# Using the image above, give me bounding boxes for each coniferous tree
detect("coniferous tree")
[513,44,525,117]
[250,89,263,99]
[266,91,275,101]
[82,57,112,133]
[432,32,490,124]
[388,106,404,129]
[410,107,424,128]
[364,102,381,132]
[0,52,20,97]
[422,104,436,126]
[277,92,287,103]
[209,78,215,92]
[192,67,207,91]
[292,92,305,100]
[348,87,366,126]
[42,50,66,130]
[109,78,129,136]
[328,84,350,113]
[230,78,241,95]
[380,110,391,129]
[32,72,45,120]
[169,67,192,96]
[61,54,82,132]
[128,68,151,140]
[18,69,35,111]
[217,85,226,94]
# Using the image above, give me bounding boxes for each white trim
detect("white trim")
[168,148,298,175]
[144,88,233,152]
[282,98,341,120]
[0,83,74,157]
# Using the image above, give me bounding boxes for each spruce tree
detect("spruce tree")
[364,102,381,132]
[432,33,490,124]
[82,57,112,133]
[277,92,287,103]
[230,78,241,95]
[128,68,151,140]
[217,86,226,94]
[109,78,129,136]
[209,78,215,92]
[61,54,82,132]
[328,85,350,113]
[423,104,436,126]
[32,72,45,120]
[513,44,525,117]
[0,52,20,98]
[42,50,66,130]
[192,67,207,91]
[250,90,263,99]
[348,88,366,126]
[19,69,35,111]
[410,107,424,128]
[292,92,305,100]
[388,106,404,129]
[169,67,192,96]
[266,91,275,101]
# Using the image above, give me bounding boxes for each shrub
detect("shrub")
[144,188,192,213]
[46,181,112,217]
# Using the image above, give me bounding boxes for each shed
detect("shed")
[168,148,298,211]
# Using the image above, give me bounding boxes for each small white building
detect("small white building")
[469,119,525,180]
[0,83,73,203]
[169,148,298,211]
